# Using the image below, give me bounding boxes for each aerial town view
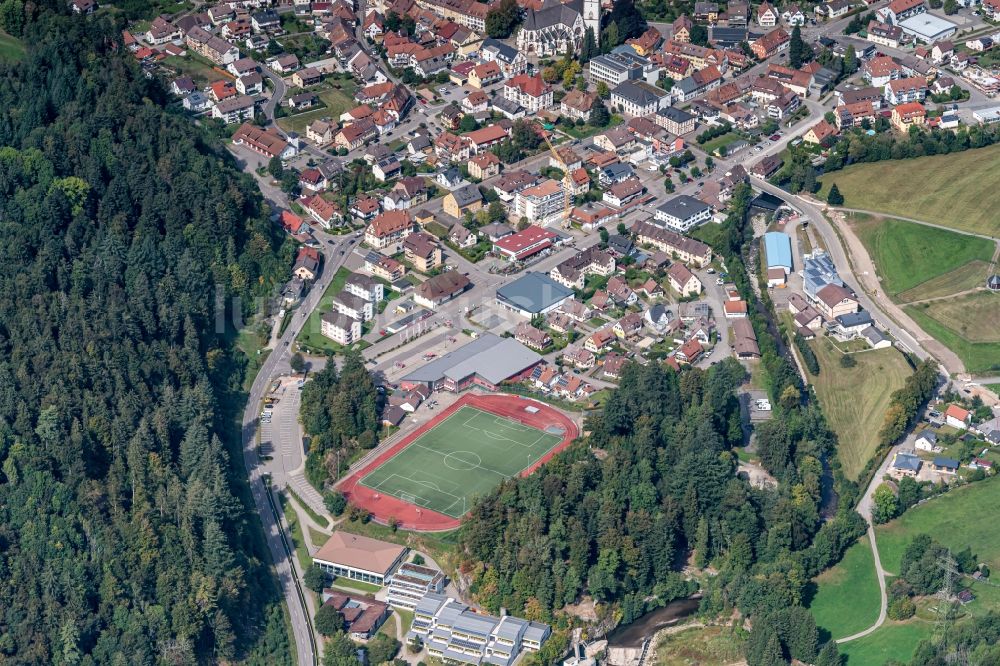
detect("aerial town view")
[2,0,1000,663]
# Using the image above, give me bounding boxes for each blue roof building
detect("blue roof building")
[763,231,793,274]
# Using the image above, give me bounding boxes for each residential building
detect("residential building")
[232,123,297,160]
[212,95,256,123]
[313,531,407,586]
[885,76,927,105]
[891,101,926,131]
[442,184,484,218]
[514,180,566,226]
[655,106,697,135]
[667,263,702,296]
[879,0,926,24]
[549,246,616,290]
[671,65,723,103]
[560,89,599,120]
[757,1,779,27]
[515,322,552,350]
[414,270,471,308]
[803,119,837,145]
[834,100,877,130]
[864,55,904,86]
[365,210,417,250]
[867,20,903,48]
[633,222,713,266]
[945,404,971,430]
[365,252,406,282]
[479,38,527,77]
[813,283,858,319]
[750,27,790,59]
[503,74,553,112]
[185,26,241,65]
[468,152,501,179]
[404,232,444,272]
[653,195,713,233]
[320,591,389,640]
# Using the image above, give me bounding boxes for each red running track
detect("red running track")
[336,392,579,532]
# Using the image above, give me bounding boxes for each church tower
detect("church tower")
[583,0,600,48]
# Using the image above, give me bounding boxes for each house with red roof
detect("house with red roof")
[944,404,971,430]
[503,74,552,113]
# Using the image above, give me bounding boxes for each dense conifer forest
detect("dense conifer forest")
[0,5,293,663]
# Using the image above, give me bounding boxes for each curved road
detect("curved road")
[241,234,362,666]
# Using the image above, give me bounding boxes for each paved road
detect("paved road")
[240,233,362,666]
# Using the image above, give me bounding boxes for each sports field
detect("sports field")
[359,406,564,518]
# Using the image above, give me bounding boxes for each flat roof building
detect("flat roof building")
[897,13,956,43]
[496,272,575,316]
[653,195,713,233]
[387,562,447,611]
[408,592,550,666]
[400,333,542,393]
[763,231,792,274]
[313,531,408,586]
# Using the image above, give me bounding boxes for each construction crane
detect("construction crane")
[541,131,574,229]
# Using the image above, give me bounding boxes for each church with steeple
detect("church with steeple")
[516,0,601,57]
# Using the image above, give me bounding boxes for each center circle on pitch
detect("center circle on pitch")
[443,451,482,471]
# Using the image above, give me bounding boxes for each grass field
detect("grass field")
[807,538,881,641]
[807,337,912,479]
[819,144,1000,236]
[839,620,926,665]
[699,132,743,155]
[875,476,1000,577]
[278,84,358,134]
[905,295,1000,375]
[0,30,23,62]
[896,260,993,303]
[652,625,746,666]
[848,215,995,298]
[360,406,564,518]
[163,53,228,88]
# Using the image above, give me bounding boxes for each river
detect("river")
[605,597,702,648]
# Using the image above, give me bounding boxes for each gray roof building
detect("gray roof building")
[612,80,670,109]
[802,251,843,297]
[408,592,550,666]
[401,333,542,389]
[495,272,575,316]
[451,184,483,208]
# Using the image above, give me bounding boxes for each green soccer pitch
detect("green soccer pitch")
[359,406,564,518]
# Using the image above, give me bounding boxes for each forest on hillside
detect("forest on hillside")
[0,5,293,663]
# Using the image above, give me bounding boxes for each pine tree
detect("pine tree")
[581,27,597,62]
[827,183,844,205]
[816,641,841,666]
[789,25,807,68]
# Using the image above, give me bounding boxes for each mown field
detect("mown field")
[807,538,881,641]
[838,478,1000,663]
[876,476,1000,577]
[847,213,1000,375]
[277,83,357,134]
[807,336,912,480]
[819,144,1000,236]
[0,30,24,62]
[839,621,926,665]
[906,294,1000,375]
[848,215,995,298]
